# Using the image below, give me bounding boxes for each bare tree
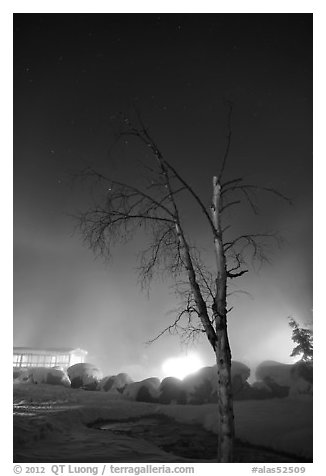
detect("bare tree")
[75,108,290,462]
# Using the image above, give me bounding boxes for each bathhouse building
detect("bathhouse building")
[13,347,88,369]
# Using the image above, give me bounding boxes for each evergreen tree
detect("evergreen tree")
[289,317,313,362]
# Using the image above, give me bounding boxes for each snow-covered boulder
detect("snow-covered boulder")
[123,377,160,402]
[232,361,250,383]
[291,361,313,382]
[17,367,71,387]
[289,377,312,396]
[159,376,187,404]
[255,361,292,397]
[252,380,273,393]
[255,360,313,398]
[98,375,115,392]
[67,363,102,390]
[289,362,313,396]
[183,366,216,404]
[99,373,133,393]
[231,361,251,398]
[256,361,292,387]
[182,361,251,404]
[251,380,272,399]
[13,368,31,382]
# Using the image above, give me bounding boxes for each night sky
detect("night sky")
[14,14,312,380]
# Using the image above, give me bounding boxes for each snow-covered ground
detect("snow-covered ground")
[158,396,312,459]
[13,383,312,463]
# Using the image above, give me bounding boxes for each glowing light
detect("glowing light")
[161,353,203,379]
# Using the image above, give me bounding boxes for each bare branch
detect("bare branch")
[222,183,292,205]
[145,310,186,345]
[116,120,219,349]
[137,224,181,289]
[220,200,241,213]
[227,269,249,279]
[223,232,284,273]
[222,224,232,234]
[109,212,174,224]
[240,187,260,215]
[221,177,243,188]
[192,255,216,302]
[145,292,201,345]
[224,232,283,253]
[117,118,218,237]
[77,166,177,220]
[226,251,249,278]
[162,160,217,236]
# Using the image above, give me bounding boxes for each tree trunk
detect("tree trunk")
[175,177,235,462]
[214,263,234,462]
[215,312,234,462]
[211,175,235,462]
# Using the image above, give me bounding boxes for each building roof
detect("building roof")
[13,347,88,355]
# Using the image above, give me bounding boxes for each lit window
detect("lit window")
[31,355,39,364]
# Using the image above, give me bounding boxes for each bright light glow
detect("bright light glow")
[161,353,203,379]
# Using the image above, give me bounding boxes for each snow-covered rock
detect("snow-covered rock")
[234,380,274,400]
[123,377,160,402]
[182,366,216,404]
[159,376,187,404]
[291,361,313,382]
[67,363,102,390]
[256,361,293,386]
[255,360,313,397]
[231,361,251,383]
[13,368,32,382]
[98,375,115,392]
[182,361,251,404]
[251,380,272,393]
[16,367,71,387]
[231,361,251,399]
[289,362,313,396]
[100,373,133,393]
[289,377,312,396]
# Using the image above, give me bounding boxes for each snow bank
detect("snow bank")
[157,396,312,459]
[234,396,313,458]
[14,383,183,463]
